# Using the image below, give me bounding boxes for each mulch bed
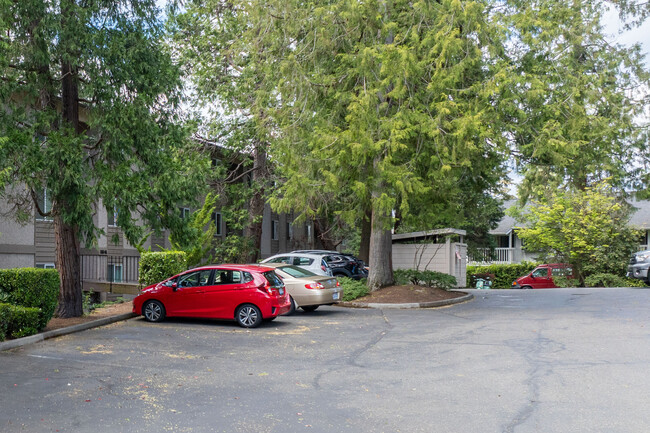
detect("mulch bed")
[42,301,134,332]
[343,285,466,305]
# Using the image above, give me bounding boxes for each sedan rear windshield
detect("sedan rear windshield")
[278,265,318,278]
[263,271,284,288]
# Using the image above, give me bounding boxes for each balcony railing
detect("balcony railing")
[468,248,514,265]
[80,254,140,285]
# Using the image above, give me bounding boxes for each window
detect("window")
[551,267,572,277]
[212,212,222,236]
[215,270,243,284]
[35,188,53,221]
[532,268,548,278]
[211,157,220,167]
[294,257,314,266]
[268,256,292,264]
[306,224,312,242]
[271,220,279,240]
[177,270,212,288]
[36,263,55,269]
[287,223,292,240]
[107,206,119,227]
[107,264,123,283]
[180,207,190,219]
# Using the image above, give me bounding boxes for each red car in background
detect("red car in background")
[512,264,573,289]
[133,264,291,328]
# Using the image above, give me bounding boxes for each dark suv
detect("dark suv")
[292,250,368,280]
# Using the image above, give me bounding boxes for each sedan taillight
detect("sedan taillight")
[305,282,325,290]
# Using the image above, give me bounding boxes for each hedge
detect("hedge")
[467,262,539,289]
[139,251,188,286]
[0,268,59,329]
[0,303,41,341]
[394,269,458,290]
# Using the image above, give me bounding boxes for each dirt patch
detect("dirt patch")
[342,285,466,305]
[42,301,134,332]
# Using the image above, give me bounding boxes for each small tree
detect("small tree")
[511,181,639,285]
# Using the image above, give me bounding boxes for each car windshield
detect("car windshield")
[278,265,318,278]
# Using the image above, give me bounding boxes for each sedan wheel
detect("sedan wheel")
[143,300,165,323]
[235,304,263,328]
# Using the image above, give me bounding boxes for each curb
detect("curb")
[346,292,474,309]
[0,312,137,352]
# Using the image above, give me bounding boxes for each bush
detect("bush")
[0,303,41,341]
[139,251,188,286]
[467,262,539,289]
[0,268,59,329]
[339,277,369,302]
[584,273,629,288]
[394,269,457,290]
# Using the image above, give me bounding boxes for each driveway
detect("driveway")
[2,288,650,432]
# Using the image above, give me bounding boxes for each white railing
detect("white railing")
[468,248,514,265]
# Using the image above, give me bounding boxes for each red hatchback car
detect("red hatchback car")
[133,264,291,328]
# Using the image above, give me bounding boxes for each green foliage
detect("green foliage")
[0,0,209,316]
[0,303,41,341]
[511,181,639,285]
[501,0,649,197]
[625,278,647,288]
[467,262,540,289]
[168,193,218,268]
[0,268,59,329]
[213,235,256,264]
[139,251,188,287]
[584,273,630,288]
[339,278,370,302]
[552,276,574,288]
[394,269,458,290]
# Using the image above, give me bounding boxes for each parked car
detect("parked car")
[291,250,368,279]
[511,264,573,289]
[132,264,291,328]
[260,253,333,276]
[261,263,343,314]
[627,250,650,283]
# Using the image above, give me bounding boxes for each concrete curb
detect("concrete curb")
[0,312,137,352]
[346,292,474,309]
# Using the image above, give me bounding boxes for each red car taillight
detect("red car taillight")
[258,283,285,296]
[336,280,340,287]
[305,282,325,290]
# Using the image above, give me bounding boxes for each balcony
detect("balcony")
[468,248,514,265]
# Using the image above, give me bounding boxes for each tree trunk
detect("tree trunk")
[358,208,371,263]
[314,216,337,251]
[243,141,268,262]
[54,214,83,318]
[54,3,84,317]
[367,202,394,291]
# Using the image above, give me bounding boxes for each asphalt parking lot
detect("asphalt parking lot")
[2,288,650,433]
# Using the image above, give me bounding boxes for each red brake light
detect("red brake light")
[305,282,325,290]
[258,283,274,296]
[336,280,340,287]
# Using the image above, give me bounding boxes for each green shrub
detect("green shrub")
[339,277,369,302]
[394,269,457,290]
[552,276,573,288]
[624,277,647,288]
[0,303,41,341]
[584,273,629,288]
[467,262,539,289]
[0,268,59,329]
[139,251,188,286]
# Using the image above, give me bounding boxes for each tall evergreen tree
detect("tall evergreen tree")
[247,0,511,289]
[0,0,207,317]
[500,0,649,199]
